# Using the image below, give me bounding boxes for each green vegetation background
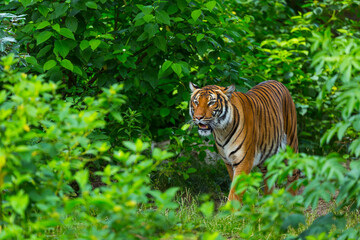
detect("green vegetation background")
[1,0,360,239]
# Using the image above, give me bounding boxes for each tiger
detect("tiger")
[189,80,300,201]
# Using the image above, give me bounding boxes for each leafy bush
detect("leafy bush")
[0,54,182,239]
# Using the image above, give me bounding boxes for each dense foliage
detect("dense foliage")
[1,0,360,239]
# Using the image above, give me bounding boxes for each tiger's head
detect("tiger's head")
[189,82,235,136]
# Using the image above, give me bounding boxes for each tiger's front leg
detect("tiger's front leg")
[227,158,253,201]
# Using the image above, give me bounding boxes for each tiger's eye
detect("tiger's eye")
[208,101,216,106]
[194,100,199,105]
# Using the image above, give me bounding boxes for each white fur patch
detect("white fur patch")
[278,134,287,153]
[198,129,212,137]
[253,152,262,168]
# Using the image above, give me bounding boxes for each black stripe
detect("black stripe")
[229,128,248,157]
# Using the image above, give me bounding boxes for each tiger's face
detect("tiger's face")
[189,82,235,136]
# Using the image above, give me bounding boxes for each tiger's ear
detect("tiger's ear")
[224,84,235,98]
[189,82,200,92]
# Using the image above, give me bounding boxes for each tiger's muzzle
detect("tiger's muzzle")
[193,118,213,136]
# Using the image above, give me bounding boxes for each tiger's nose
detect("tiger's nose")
[194,115,204,120]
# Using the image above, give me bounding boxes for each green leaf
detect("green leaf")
[37,45,52,59]
[199,201,214,218]
[337,122,351,140]
[161,60,173,72]
[89,39,101,50]
[61,59,74,71]
[123,141,136,152]
[135,139,150,152]
[137,5,153,15]
[65,16,78,32]
[154,36,166,51]
[25,56,37,65]
[36,31,53,45]
[59,28,75,40]
[191,10,202,21]
[144,23,158,38]
[196,33,205,42]
[54,40,71,58]
[80,40,89,50]
[160,108,170,117]
[43,60,57,71]
[74,170,89,191]
[86,1,97,9]
[52,23,60,32]
[38,5,49,17]
[205,1,217,11]
[10,190,29,217]
[19,0,33,8]
[196,41,208,55]
[136,32,148,42]
[65,199,84,213]
[36,21,50,30]
[177,0,187,11]
[171,63,182,77]
[156,10,171,25]
[54,3,68,18]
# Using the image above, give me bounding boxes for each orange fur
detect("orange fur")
[189,81,299,201]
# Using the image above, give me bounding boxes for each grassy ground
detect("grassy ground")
[48,188,359,239]
[167,190,360,240]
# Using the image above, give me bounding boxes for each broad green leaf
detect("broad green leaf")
[196,33,205,42]
[73,66,83,76]
[123,141,136,152]
[54,40,71,58]
[143,14,154,23]
[10,190,29,217]
[52,23,60,32]
[199,201,214,218]
[54,3,68,18]
[80,40,89,50]
[36,31,53,45]
[161,60,173,72]
[191,10,202,21]
[61,59,74,71]
[43,60,57,71]
[177,0,187,11]
[156,10,170,25]
[65,16,78,32]
[206,1,217,11]
[37,45,52,58]
[86,1,97,9]
[36,21,50,30]
[171,63,182,77]
[89,39,101,50]
[160,108,170,117]
[154,36,166,51]
[74,170,89,191]
[136,32,148,41]
[137,5,153,15]
[158,60,173,77]
[19,0,33,7]
[38,5,49,17]
[59,28,75,39]
[25,56,37,65]
[144,23,158,38]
